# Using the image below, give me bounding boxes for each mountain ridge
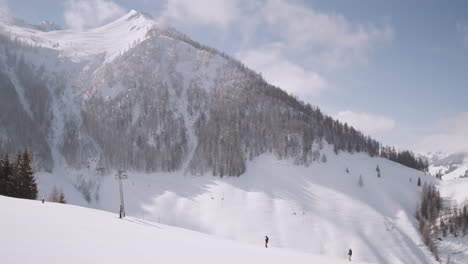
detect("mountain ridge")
[0,10,422,176]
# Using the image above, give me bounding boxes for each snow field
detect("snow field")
[36,146,437,264]
[0,195,373,264]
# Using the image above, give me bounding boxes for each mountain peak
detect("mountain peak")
[35,20,63,32]
[110,9,155,27]
[124,10,154,20]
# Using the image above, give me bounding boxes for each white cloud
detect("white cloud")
[260,0,392,70]
[237,44,327,98]
[414,112,468,154]
[0,0,9,12]
[159,0,392,97]
[161,0,243,29]
[64,0,126,29]
[334,111,395,136]
[160,0,392,66]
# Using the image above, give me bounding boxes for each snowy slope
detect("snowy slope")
[0,9,236,172]
[36,145,437,264]
[0,195,373,264]
[0,10,155,62]
[418,151,468,263]
[436,177,468,263]
[0,10,444,264]
[440,177,468,205]
[426,152,468,180]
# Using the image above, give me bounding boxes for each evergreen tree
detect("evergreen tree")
[59,192,66,204]
[8,151,37,199]
[321,154,327,163]
[8,153,23,198]
[0,154,12,196]
[20,151,37,199]
[358,174,364,187]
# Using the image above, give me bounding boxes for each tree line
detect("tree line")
[0,150,37,199]
[416,183,468,262]
[380,146,428,172]
[416,183,442,260]
[439,203,468,238]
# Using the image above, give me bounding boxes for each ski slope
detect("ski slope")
[0,195,373,264]
[35,146,437,264]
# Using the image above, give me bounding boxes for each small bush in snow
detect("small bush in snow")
[48,186,66,203]
[321,154,327,163]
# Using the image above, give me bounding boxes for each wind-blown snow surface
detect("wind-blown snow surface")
[0,195,373,264]
[36,146,437,264]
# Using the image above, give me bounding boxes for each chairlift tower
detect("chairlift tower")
[115,170,128,218]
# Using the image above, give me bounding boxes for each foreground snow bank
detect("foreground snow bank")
[1,195,371,264]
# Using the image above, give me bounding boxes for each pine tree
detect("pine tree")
[59,192,66,204]
[20,151,37,199]
[8,153,23,198]
[321,154,327,163]
[0,154,11,196]
[463,205,467,236]
[8,151,37,199]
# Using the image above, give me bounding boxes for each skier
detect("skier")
[265,236,269,248]
[348,248,353,261]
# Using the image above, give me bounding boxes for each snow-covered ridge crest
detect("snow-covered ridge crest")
[0,10,161,63]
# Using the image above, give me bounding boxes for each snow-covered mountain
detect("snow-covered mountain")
[0,9,240,172]
[424,151,468,180]
[1,10,465,264]
[0,9,382,175]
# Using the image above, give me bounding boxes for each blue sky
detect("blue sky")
[1,0,467,153]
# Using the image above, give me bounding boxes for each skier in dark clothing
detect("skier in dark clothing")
[348,248,352,261]
[265,236,269,248]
